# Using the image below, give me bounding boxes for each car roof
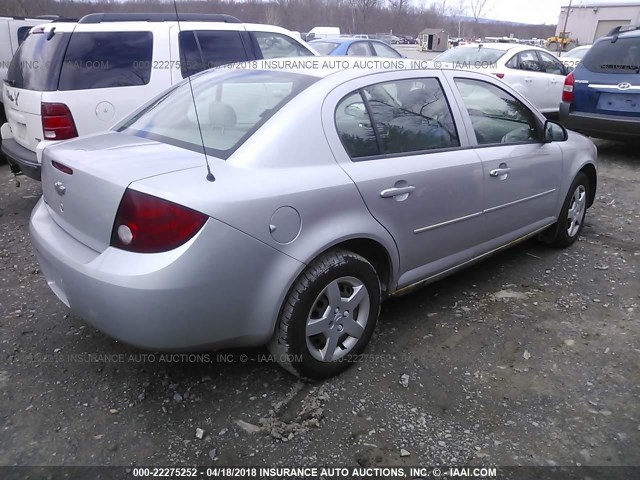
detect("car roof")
[311,38,386,45]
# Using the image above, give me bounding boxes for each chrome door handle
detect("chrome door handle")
[380,186,416,198]
[490,167,511,177]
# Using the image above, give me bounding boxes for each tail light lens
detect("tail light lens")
[111,189,207,254]
[493,73,505,79]
[42,103,78,140]
[562,72,574,103]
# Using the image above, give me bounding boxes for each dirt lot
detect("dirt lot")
[0,139,638,469]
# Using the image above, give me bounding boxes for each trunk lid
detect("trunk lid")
[41,132,207,253]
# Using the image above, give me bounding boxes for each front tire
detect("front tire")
[268,249,381,380]
[547,172,589,247]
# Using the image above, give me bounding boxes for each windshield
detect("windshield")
[119,69,318,160]
[435,46,506,64]
[582,37,640,73]
[311,41,339,55]
[6,31,71,91]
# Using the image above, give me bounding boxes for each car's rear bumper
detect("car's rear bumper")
[30,197,304,351]
[559,102,640,139]
[1,137,40,180]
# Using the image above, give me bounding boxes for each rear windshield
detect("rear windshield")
[6,31,70,91]
[58,32,153,90]
[436,46,506,63]
[310,41,339,55]
[582,37,640,73]
[118,69,318,160]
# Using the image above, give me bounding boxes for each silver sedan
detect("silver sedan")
[30,60,598,379]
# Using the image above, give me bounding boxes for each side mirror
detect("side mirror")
[543,119,568,143]
[344,102,367,118]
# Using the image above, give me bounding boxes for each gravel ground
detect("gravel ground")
[0,139,638,468]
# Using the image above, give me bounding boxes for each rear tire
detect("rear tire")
[547,41,558,51]
[547,173,589,248]
[268,249,381,380]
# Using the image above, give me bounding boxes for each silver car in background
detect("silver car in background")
[30,60,598,379]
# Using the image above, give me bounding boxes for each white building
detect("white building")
[556,1,640,45]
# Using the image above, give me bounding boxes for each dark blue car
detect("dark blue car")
[560,25,640,141]
[309,38,404,58]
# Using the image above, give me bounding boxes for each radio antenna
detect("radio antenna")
[172,0,215,182]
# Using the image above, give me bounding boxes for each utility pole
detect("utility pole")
[559,0,572,55]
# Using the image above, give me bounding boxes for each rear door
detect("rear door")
[506,50,548,109]
[573,36,640,117]
[446,72,561,246]
[323,71,485,288]
[3,24,73,151]
[537,50,568,111]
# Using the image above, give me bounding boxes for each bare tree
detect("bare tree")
[468,0,491,23]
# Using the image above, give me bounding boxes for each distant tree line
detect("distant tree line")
[2,0,555,39]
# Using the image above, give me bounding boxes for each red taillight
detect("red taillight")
[41,103,78,140]
[111,189,207,254]
[493,73,505,79]
[51,160,73,175]
[562,72,575,103]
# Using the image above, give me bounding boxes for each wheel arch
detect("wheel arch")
[579,162,597,207]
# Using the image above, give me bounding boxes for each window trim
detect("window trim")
[451,76,544,147]
[334,77,462,162]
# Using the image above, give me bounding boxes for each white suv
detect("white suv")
[1,13,316,180]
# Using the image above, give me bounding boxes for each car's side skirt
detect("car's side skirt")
[391,221,556,298]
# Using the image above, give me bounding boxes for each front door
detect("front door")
[447,74,561,245]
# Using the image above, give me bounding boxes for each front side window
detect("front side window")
[253,32,313,59]
[538,51,566,75]
[454,78,539,145]
[58,32,152,90]
[335,78,459,159]
[119,70,317,160]
[179,30,248,78]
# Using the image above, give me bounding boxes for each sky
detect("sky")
[423,0,640,26]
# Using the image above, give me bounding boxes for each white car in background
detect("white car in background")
[560,45,592,71]
[434,43,570,114]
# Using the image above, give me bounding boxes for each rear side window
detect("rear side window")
[58,32,153,90]
[253,32,313,59]
[6,31,71,91]
[582,37,640,73]
[179,30,248,78]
